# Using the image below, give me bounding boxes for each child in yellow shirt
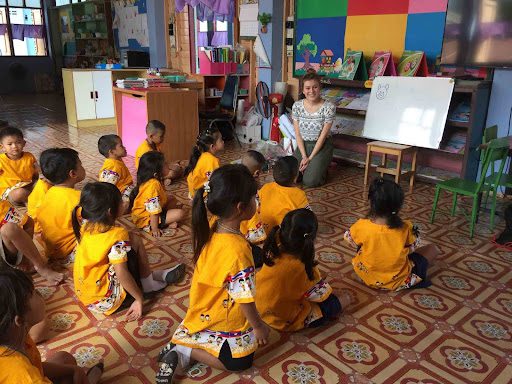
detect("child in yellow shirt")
[239,150,266,268]
[185,127,224,199]
[156,165,270,382]
[130,151,186,237]
[37,148,85,261]
[0,126,38,205]
[134,120,183,182]
[344,177,440,291]
[256,209,347,331]
[0,268,103,384]
[27,178,52,233]
[98,134,134,212]
[73,182,185,320]
[0,199,63,285]
[259,156,310,232]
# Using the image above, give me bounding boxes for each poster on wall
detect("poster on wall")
[112,0,149,50]
[293,0,447,77]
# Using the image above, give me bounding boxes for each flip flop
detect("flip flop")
[86,361,104,377]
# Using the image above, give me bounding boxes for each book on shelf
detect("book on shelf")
[448,101,471,123]
[440,131,466,154]
[397,50,428,77]
[368,51,396,80]
[321,87,370,112]
[338,50,368,81]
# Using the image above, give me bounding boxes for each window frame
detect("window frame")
[1,0,48,57]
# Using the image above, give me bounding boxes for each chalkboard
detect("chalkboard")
[363,77,455,149]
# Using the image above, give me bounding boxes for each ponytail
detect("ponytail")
[128,184,139,211]
[301,234,316,280]
[387,213,404,229]
[191,186,210,263]
[262,225,280,267]
[184,146,202,176]
[72,205,82,242]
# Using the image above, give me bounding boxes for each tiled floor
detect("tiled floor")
[1,94,511,384]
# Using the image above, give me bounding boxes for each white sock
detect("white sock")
[140,275,167,293]
[175,345,192,369]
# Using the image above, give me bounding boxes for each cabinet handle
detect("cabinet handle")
[95,91,99,99]
[90,91,93,99]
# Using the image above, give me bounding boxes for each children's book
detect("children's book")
[368,51,396,80]
[397,50,428,77]
[339,50,368,81]
[448,101,471,123]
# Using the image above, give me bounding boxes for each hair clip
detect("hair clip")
[203,180,211,194]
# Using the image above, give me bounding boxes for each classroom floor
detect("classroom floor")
[1,94,511,384]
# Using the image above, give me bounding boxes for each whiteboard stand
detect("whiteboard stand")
[364,141,418,192]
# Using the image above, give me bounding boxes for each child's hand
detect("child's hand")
[125,300,143,322]
[164,178,172,186]
[253,323,270,346]
[152,228,163,237]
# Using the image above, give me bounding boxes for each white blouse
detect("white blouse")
[292,99,336,141]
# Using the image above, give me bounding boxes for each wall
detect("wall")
[111,0,149,54]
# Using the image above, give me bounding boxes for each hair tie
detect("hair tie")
[303,232,310,238]
[391,211,396,215]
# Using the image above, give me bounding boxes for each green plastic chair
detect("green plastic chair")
[431,138,510,237]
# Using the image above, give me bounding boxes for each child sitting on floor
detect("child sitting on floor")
[0,126,38,205]
[0,199,64,285]
[130,151,186,237]
[27,178,52,234]
[37,148,85,262]
[344,177,440,291]
[184,127,224,199]
[0,268,103,384]
[156,165,269,383]
[73,182,185,320]
[98,134,135,212]
[134,120,183,182]
[256,209,346,331]
[259,156,310,232]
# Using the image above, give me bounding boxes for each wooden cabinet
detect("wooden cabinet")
[64,69,115,127]
[317,77,491,182]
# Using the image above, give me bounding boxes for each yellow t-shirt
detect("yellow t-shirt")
[131,178,168,229]
[345,219,421,291]
[98,158,134,200]
[259,182,310,231]
[0,337,51,384]
[186,152,220,198]
[37,186,80,259]
[240,194,266,243]
[74,225,129,315]
[256,254,332,331]
[0,199,28,228]
[171,233,257,358]
[0,152,37,199]
[27,179,51,233]
[134,140,161,169]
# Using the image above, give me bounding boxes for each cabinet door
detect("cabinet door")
[72,71,96,121]
[92,71,115,119]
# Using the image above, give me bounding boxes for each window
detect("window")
[0,0,47,56]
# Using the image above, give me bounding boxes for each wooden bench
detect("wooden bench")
[364,141,418,191]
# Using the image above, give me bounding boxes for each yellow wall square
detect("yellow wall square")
[345,14,407,62]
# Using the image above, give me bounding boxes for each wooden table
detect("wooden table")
[113,87,198,161]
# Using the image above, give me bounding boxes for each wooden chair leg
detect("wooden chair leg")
[380,153,387,178]
[431,187,441,223]
[364,148,372,186]
[395,152,402,184]
[409,150,417,191]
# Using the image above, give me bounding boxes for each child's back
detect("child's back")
[131,178,167,229]
[27,178,52,232]
[186,151,220,197]
[74,224,130,315]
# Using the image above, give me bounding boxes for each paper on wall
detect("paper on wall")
[254,35,270,66]
[239,3,258,21]
[240,21,258,37]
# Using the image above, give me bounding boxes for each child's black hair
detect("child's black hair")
[98,134,121,158]
[368,177,404,229]
[0,126,24,142]
[262,208,318,280]
[245,150,266,168]
[273,156,299,187]
[72,182,122,242]
[184,127,221,176]
[192,164,257,262]
[146,120,166,135]
[0,268,34,346]
[129,151,166,208]
[40,148,80,185]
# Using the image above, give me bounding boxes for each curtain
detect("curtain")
[211,31,227,46]
[10,24,44,40]
[175,0,234,22]
[0,24,7,36]
[196,31,208,47]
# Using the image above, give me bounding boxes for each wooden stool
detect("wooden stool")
[364,141,418,191]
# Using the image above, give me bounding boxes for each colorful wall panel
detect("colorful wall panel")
[294,0,448,76]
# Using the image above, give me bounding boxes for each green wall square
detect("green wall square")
[297,0,348,19]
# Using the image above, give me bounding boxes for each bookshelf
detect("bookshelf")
[313,77,491,182]
[51,0,115,69]
[191,73,251,110]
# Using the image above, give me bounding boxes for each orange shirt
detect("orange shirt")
[0,152,37,199]
[135,140,161,169]
[131,178,168,229]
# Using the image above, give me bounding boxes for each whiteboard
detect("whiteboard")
[363,77,455,149]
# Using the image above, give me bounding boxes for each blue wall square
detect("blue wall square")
[405,12,446,65]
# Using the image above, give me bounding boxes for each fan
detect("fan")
[255,81,270,119]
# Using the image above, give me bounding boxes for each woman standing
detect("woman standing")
[292,71,336,187]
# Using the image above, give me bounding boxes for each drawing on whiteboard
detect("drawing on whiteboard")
[375,84,389,100]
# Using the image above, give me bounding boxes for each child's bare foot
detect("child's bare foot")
[36,265,65,285]
[339,291,352,310]
[168,222,178,229]
[164,178,172,187]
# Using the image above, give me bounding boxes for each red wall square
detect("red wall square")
[347,0,409,16]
